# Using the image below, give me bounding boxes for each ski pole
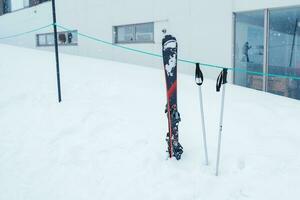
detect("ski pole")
[195,63,209,165]
[215,68,228,176]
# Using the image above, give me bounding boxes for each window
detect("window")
[29,0,49,7]
[268,7,300,99]
[0,0,50,15]
[234,7,300,100]
[36,30,78,47]
[114,22,154,44]
[234,11,265,91]
[2,0,12,14]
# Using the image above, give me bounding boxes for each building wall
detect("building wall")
[0,0,233,80]
[0,0,299,81]
[54,0,234,78]
[233,0,300,12]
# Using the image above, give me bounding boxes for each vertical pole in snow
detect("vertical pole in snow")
[195,63,209,165]
[289,19,298,68]
[215,68,228,176]
[51,0,62,103]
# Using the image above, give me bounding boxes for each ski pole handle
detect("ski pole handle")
[216,68,228,92]
[195,63,204,86]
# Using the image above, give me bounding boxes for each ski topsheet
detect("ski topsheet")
[162,35,183,160]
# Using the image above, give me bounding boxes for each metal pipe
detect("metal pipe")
[216,84,226,176]
[198,86,209,165]
[263,9,269,92]
[51,0,62,103]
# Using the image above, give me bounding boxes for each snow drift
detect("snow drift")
[0,44,299,200]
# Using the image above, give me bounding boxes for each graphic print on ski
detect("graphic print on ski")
[162,35,183,160]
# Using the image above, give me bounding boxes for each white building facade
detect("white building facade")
[0,0,300,100]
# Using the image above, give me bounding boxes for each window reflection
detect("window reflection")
[234,11,265,91]
[234,7,300,100]
[268,7,300,99]
[36,31,78,47]
[114,22,154,44]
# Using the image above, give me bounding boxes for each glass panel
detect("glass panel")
[0,1,4,15]
[11,0,24,11]
[66,31,78,44]
[37,31,78,47]
[58,32,67,44]
[29,0,39,7]
[268,7,300,100]
[72,31,78,44]
[116,25,135,43]
[23,0,29,7]
[135,23,154,42]
[4,0,12,13]
[38,34,46,46]
[234,11,265,91]
[46,33,54,45]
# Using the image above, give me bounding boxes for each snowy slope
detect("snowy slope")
[0,44,299,200]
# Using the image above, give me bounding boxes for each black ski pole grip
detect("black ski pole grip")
[216,68,228,92]
[222,68,228,84]
[216,71,223,92]
[195,63,204,86]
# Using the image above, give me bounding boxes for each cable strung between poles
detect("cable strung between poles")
[0,24,53,40]
[2,22,298,81]
[55,23,300,81]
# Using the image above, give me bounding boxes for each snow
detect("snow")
[0,44,299,200]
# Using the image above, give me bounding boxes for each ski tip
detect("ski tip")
[162,35,177,45]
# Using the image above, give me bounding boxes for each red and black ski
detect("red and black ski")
[162,35,183,160]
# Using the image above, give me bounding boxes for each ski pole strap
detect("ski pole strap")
[195,63,204,86]
[216,68,228,92]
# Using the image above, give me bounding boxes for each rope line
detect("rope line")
[1,22,299,80]
[0,24,53,40]
[56,23,300,80]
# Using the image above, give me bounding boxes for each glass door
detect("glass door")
[268,7,300,100]
[234,11,265,91]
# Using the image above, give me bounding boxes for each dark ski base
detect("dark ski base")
[162,35,183,160]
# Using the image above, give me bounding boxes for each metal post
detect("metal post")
[51,0,62,103]
[215,84,226,176]
[263,9,269,92]
[198,86,209,165]
[232,13,236,84]
[289,19,298,68]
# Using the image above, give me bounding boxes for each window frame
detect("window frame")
[36,30,78,47]
[113,22,155,44]
[0,0,51,16]
[233,6,300,99]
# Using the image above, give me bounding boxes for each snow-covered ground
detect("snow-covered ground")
[0,44,299,200]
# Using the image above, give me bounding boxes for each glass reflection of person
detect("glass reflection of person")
[59,33,66,44]
[67,32,73,44]
[242,42,252,62]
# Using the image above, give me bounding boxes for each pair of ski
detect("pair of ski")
[162,35,228,175]
[162,35,183,160]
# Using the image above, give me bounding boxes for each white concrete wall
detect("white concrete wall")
[0,3,52,47]
[0,0,299,81]
[0,0,233,80]
[54,0,234,79]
